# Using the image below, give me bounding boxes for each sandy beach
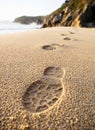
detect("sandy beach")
[0,27,95,130]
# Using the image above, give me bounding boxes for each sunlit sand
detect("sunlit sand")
[0,27,95,129]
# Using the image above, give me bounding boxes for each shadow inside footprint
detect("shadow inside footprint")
[42,45,56,50]
[69,31,75,34]
[42,44,63,50]
[22,66,64,113]
[44,66,63,78]
[64,37,71,40]
[61,34,66,36]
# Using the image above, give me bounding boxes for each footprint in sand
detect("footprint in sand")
[69,31,75,34]
[22,66,65,113]
[42,44,62,50]
[64,37,71,40]
[61,34,66,36]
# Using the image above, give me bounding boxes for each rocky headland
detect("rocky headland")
[14,16,46,25]
[43,0,95,27]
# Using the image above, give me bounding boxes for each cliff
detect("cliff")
[14,16,46,25]
[43,0,95,27]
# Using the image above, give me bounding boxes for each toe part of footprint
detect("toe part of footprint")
[64,37,71,40]
[43,66,63,78]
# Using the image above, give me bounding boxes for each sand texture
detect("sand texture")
[0,27,95,130]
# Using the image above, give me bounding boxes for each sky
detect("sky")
[0,0,65,21]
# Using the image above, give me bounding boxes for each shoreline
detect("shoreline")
[0,21,42,35]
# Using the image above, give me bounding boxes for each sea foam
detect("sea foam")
[0,21,42,34]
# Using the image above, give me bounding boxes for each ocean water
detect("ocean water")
[0,21,42,34]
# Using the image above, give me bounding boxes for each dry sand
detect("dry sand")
[0,27,95,130]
